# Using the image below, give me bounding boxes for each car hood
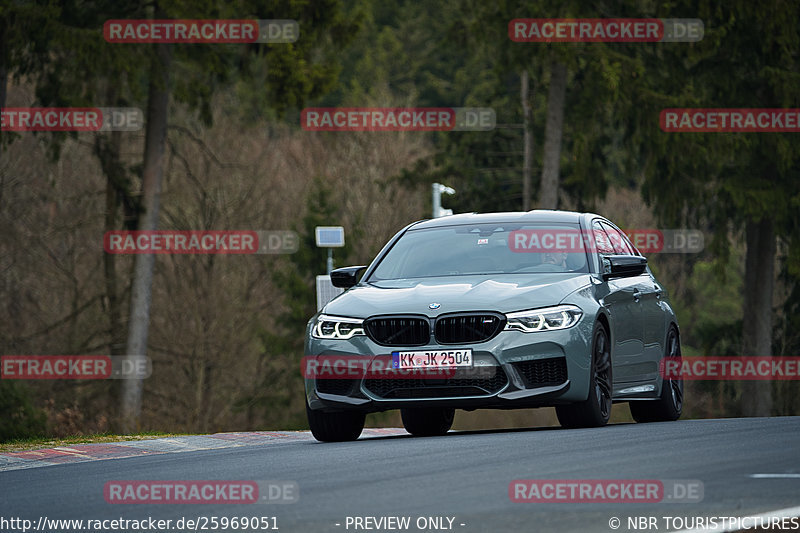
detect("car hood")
[322,273,593,318]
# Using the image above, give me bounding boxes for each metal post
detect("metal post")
[432,183,456,218]
[326,248,333,275]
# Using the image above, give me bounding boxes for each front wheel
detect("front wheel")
[306,403,365,442]
[630,325,683,423]
[401,407,455,436]
[556,322,612,428]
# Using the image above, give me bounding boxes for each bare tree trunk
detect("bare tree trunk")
[1,64,6,111]
[1,58,7,162]
[121,42,172,433]
[0,62,5,204]
[521,69,534,211]
[98,129,125,356]
[195,358,213,433]
[741,217,775,416]
[538,61,566,210]
[196,260,214,433]
[0,18,6,112]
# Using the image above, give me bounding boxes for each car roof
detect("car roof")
[409,209,603,230]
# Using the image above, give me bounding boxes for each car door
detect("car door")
[602,221,660,383]
[640,269,668,382]
[609,222,667,381]
[592,221,645,386]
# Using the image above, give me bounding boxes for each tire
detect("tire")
[401,407,455,436]
[556,322,613,428]
[306,403,365,442]
[630,325,683,423]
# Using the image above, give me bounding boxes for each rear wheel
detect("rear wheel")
[306,403,365,442]
[556,322,612,428]
[401,407,455,436]
[630,326,683,423]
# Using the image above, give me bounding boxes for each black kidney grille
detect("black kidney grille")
[364,316,430,346]
[512,358,568,388]
[434,314,504,344]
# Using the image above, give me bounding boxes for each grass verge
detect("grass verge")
[0,432,187,453]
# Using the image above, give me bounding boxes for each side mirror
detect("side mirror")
[602,255,647,280]
[330,266,367,288]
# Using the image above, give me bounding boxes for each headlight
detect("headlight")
[312,314,365,339]
[504,305,583,333]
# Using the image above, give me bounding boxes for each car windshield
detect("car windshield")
[369,223,590,280]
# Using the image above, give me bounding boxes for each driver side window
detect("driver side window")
[601,222,636,255]
[592,221,615,256]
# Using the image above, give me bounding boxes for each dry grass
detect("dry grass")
[0,432,184,453]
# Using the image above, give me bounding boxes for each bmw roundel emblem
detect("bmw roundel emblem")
[429,302,441,310]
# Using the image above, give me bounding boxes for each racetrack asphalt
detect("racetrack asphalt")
[2,417,799,533]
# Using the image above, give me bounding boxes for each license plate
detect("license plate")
[392,349,473,369]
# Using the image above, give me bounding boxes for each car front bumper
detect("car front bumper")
[305,319,594,413]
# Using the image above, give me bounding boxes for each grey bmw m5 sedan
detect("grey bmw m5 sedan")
[304,210,683,441]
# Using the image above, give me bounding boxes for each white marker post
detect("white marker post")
[432,183,456,218]
[314,226,346,310]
